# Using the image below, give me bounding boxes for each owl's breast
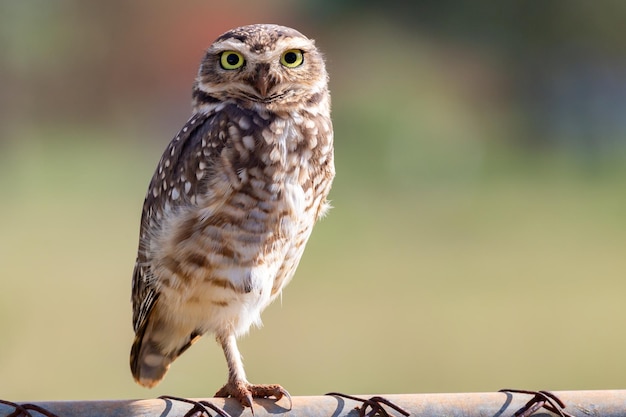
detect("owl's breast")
[145,110,332,334]
[148,169,313,335]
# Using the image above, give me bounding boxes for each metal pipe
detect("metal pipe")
[1,390,625,417]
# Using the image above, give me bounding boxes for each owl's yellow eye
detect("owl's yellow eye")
[220,51,245,70]
[280,49,304,68]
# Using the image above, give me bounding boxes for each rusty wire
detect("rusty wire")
[159,395,231,417]
[4,390,624,416]
[0,399,59,417]
[326,392,410,417]
[500,389,576,417]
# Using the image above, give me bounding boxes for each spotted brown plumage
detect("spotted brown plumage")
[130,24,334,408]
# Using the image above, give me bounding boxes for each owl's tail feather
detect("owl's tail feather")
[130,307,201,388]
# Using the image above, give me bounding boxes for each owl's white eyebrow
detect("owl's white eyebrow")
[211,39,248,51]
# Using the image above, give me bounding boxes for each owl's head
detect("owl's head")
[193,24,328,113]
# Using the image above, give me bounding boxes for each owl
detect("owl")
[129,24,334,409]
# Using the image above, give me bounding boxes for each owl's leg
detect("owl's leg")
[214,334,291,411]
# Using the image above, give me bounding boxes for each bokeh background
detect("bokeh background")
[1,0,626,401]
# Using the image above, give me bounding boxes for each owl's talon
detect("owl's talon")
[215,381,254,409]
[278,387,292,410]
[243,392,254,411]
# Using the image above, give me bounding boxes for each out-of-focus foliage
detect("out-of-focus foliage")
[1,0,625,401]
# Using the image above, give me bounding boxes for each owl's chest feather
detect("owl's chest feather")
[222,118,319,239]
[218,112,331,216]
[150,111,332,313]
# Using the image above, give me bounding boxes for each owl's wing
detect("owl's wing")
[131,111,227,334]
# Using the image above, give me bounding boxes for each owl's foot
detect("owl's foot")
[215,381,292,412]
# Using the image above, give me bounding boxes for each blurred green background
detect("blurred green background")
[1,0,626,401]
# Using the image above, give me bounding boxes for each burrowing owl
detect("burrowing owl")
[130,24,334,408]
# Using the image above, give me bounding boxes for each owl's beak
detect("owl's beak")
[254,64,273,98]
